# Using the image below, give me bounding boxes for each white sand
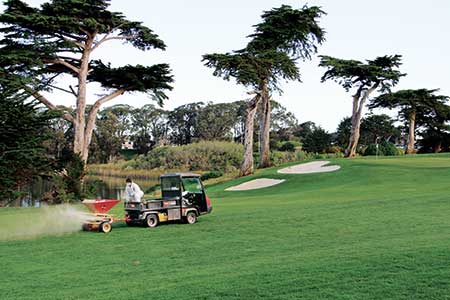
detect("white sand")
[277,160,340,174]
[225,178,285,191]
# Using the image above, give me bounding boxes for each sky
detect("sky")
[2,0,450,131]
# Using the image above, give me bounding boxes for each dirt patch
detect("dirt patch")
[225,178,285,191]
[277,160,340,174]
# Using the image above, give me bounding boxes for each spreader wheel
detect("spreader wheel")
[185,211,197,224]
[146,214,159,228]
[99,222,112,233]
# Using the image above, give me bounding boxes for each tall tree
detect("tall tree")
[334,117,351,149]
[369,89,449,154]
[197,102,236,141]
[131,104,168,155]
[247,5,325,168]
[360,114,399,145]
[203,4,325,175]
[167,102,203,145]
[0,0,173,163]
[302,126,331,154]
[0,86,57,204]
[319,55,404,157]
[95,108,123,162]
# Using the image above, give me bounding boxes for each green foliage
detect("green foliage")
[131,141,244,172]
[167,102,203,145]
[381,141,399,156]
[302,127,332,153]
[197,102,237,141]
[119,149,138,160]
[418,129,450,153]
[364,144,383,156]
[61,153,86,200]
[0,89,57,203]
[246,5,326,58]
[319,55,405,92]
[269,150,298,165]
[131,104,168,154]
[334,117,351,148]
[203,4,326,92]
[370,89,450,136]
[200,170,224,181]
[360,114,400,145]
[279,141,297,152]
[364,142,400,156]
[89,62,173,104]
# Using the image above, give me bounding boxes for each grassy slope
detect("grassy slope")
[0,154,449,300]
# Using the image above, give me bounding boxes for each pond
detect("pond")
[15,175,159,207]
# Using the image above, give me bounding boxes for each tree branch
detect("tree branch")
[47,84,78,98]
[84,88,126,148]
[24,87,74,123]
[92,35,138,51]
[45,58,80,74]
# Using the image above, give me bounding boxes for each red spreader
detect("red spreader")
[81,199,122,233]
[83,199,120,214]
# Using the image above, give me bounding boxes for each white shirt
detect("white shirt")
[125,182,144,202]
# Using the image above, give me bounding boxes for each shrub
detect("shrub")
[279,141,300,152]
[364,142,399,157]
[380,141,399,156]
[364,144,383,156]
[131,141,244,171]
[270,151,297,165]
[201,170,224,181]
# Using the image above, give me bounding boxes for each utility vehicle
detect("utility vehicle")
[124,173,212,228]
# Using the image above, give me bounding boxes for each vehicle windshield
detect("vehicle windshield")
[182,177,202,193]
[161,177,180,191]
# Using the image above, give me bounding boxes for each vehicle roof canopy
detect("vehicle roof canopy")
[160,173,200,179]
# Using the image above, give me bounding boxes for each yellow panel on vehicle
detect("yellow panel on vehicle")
[158,213,168,222]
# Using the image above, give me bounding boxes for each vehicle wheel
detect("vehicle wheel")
[185,211,197,224]
[146,214,159,228]
[81,223,89,231]
[99,222,112,233]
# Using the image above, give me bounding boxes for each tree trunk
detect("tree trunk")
[240,94,261,177]
[259,83,271,168]
[74,39,93,162]
[405,111,416,154]
[345,94,362,158]
[345,84,379,158]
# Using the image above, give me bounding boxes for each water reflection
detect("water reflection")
[18,175,159,207]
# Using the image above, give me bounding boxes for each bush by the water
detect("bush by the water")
[128,141,244,171]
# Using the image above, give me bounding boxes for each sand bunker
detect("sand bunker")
[225,178,285,191]
[278,160,340,174]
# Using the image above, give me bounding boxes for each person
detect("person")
[125,178,144,202]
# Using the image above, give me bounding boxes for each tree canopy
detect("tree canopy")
[203,4,325,174]
[319,54,404,157]
[319,55,404,93]
[0,0,173,162]
[0,87,58,202]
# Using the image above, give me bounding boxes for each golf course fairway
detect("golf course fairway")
[1,154,449,300]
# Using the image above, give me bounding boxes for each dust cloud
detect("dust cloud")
[0,205,90,240]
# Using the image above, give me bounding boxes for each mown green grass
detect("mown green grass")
[1,154,449,299]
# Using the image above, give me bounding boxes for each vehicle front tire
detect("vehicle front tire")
[99,222,112,233]
[185,211,197,224]
[146,214,159,228]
